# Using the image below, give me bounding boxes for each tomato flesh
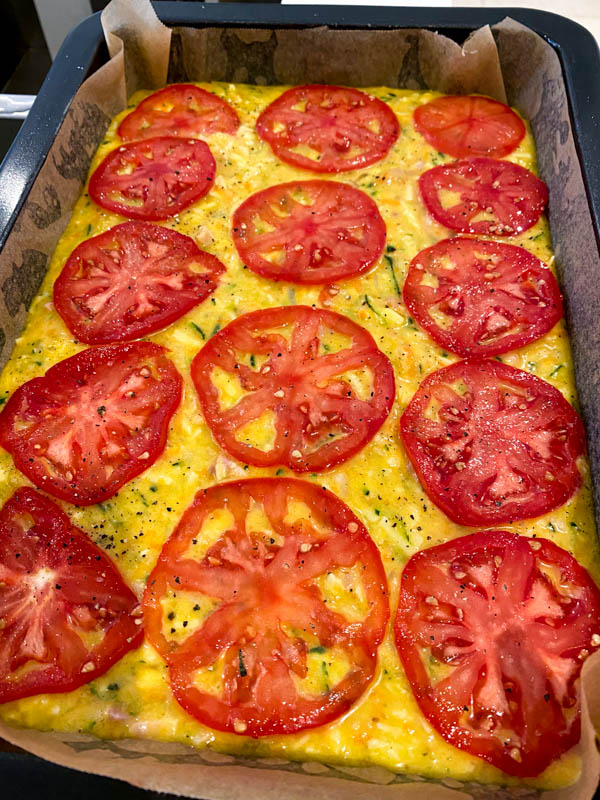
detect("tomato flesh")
[0,342,182,505]
[400,359,585,526]
[88,136,216,221]
[53,221,225,344]
[118,84,239,141]
[0,487,142,703]
[395,530,600,777]
[414,95,525,158]
[191,305,395,472]
[143,478,389,736]
[232,180,386,285]
[257,85,399,173]
[403,237,563,357]
[419,157,548,236]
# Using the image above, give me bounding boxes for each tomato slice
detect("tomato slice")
[191,306,395,472]
[0,343,182,506]
[118,84,240,141]
[232,180,386,285]
[395,530,600,777]
[400,359,585,526]
[0,487,142,703]
[143,477,389,736]
[403,237,563,357]
[53,222,225,344]
[256,85,399,173]
[88,137,216,221]
[419,157,548,236]
[413,96,526,159]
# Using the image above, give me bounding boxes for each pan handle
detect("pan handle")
[0,95,36,120]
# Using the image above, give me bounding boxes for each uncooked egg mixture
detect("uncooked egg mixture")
[0,83,596,790]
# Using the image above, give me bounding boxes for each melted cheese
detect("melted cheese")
[0,83,598,790]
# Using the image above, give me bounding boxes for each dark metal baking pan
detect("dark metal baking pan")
[0,3,599,798]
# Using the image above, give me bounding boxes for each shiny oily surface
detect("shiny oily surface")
[0,84,597,790]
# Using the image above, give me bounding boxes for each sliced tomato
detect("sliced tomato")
[419,157,548,236]
[395,530,600,777]
[232,180,385,285]
[191,306,395,472]
[399,359,584,526]
[0,487,142,703]
[118,84,240,141]
[256,85,399,173]
[0,343,182,505]
[413,96,526,159]
[88,137,216,221]
[143,477,389,736]
[53,222,225,344]
[403,237,563,357]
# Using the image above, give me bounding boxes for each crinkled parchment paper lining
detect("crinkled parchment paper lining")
[0,0,599,797]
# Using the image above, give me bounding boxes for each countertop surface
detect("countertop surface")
[282,0,600,43]
[456,0,599,42]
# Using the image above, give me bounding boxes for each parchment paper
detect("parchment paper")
[0,0,599,797]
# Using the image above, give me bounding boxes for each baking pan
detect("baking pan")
[0,3,600,798]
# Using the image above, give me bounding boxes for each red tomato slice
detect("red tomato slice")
[256,85,399,173]
[0,343,182,506]
[413,96,526,159]
[118,84,240,141]
[403,237,563,357]
[419,157,548,236]
[88,137,216,221]
[53,222,225,344]
[232,180,386,285]
[400,359,584,526]
[191,306,395,472]
[143,478,389,736]
[0,487,142,703]
[395,531,600,777]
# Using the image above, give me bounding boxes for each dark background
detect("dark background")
[0,0,51,161]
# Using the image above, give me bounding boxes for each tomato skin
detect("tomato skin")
[143,477,389,736]
[413,95,526,159]
[118,84,240,141]
[0,343,182,506]
[53,221,225,344]
[232,180,386,285]
[395,531,600,777]
[419,157,548,236]
[257,85,399,173]
[0,487,142,703]
[403,237,563,357]
[191,305,395,472]
[88,137,216,221]
[400,359,585,526]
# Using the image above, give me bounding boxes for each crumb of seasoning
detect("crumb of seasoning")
[238,649,247,677]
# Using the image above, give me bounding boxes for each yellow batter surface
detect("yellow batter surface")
[0,84,597,790]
